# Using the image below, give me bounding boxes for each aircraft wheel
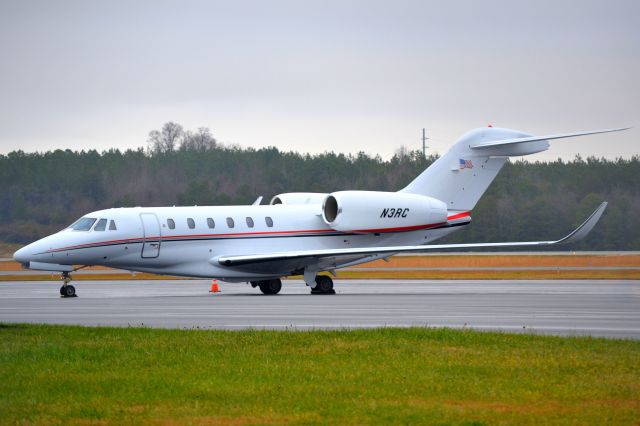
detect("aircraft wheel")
[61,285,76,298]
[259,279,282,295]
[311,275,335,295]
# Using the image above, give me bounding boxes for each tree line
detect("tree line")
[1,122,638,250]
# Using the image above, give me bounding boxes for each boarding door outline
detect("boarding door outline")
[140,213,161,258]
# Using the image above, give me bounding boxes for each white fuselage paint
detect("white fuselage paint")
[15,204,468,281]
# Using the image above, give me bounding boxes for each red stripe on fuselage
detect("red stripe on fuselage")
[46,212,472,253]
[447,211,471,221]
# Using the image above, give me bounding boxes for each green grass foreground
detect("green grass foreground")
[1,325,639,425]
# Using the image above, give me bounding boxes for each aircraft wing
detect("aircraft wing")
[216,202,607,268]
[470,128,629,149]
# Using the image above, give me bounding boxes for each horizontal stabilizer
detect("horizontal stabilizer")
[470,127,629,149]
[216,203,607,268]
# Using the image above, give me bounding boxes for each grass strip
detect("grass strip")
[359,254,640,268]
[0,324,638,425]
[334,269,640,280]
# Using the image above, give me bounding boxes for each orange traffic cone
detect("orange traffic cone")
[209,279,220,293]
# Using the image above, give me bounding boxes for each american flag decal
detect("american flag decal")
[459,158,474,169]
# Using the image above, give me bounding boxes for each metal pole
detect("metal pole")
[422,128,426,157]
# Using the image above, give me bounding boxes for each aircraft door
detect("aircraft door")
[140,213,161,258]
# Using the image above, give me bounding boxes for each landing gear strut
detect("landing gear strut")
[311,275,335,295]
[252,279,282,295]
[59,272,76,298]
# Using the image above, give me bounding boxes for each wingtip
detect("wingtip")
[558,201,608,245]
[595,201,608,217]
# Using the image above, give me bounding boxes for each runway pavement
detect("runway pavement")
[1,279,638,339]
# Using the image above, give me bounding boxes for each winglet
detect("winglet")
[556,202,608,245]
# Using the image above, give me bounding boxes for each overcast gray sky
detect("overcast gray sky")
[0,0,638,160]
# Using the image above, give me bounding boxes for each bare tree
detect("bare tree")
[147,122,185,154]
[181,127,217,151]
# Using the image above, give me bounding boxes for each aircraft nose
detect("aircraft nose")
[13,246,31,264]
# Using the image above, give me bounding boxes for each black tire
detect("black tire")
[259,279,282,295]
[62,285,76,297]
[317,275,333,292]
[60,286,66,296]
[312,276,335,294]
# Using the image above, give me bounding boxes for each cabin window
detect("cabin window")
[226,217,235,228]
[94,218,107,231]
[207,218,215,229]
[246,217,254,228]
[265,216,274,227]
[167,218,175,229]
[70,217,96,231]
[109,220,117,230]
[187,218,195,229]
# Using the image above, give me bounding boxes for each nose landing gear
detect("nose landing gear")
[60,272,77,298]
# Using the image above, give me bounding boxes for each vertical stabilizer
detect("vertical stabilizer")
[400,127,538,211]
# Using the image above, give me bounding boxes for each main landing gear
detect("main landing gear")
[59,271,77,298]
[249,275,335,295]
[310,275,335,295]
[250,279,282,295]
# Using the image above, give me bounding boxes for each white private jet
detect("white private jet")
[14,126,626,297]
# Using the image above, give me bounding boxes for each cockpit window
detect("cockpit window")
[109,220,117,230]
[94,219,107,231]
[70,217,97,231]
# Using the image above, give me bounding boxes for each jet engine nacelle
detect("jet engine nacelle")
[270,192,327,205]
[322,191,448,233]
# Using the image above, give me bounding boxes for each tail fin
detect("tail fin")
[400,126,628,211]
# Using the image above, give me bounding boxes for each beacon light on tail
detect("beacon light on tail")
[14,126,628,297]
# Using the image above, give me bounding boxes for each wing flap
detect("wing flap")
[215,203,607,268]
